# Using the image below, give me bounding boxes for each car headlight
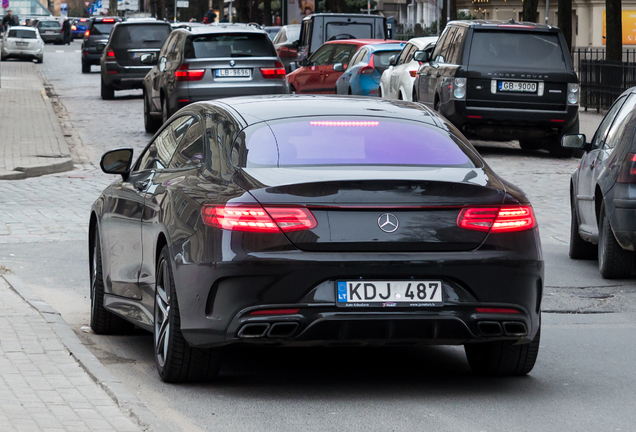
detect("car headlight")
[453,78,467,99]
[568,83,579,105]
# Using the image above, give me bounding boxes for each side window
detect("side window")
[204,111,222,175]
[446,27,466,64]
[331,44,355,65]
[138,116,191,170]
[603,94,636,151]
[431,28,450,62]
[348,49,366,69]
[404,45,417,63]
[396,44,413,65]
[434,27,456,63]
[309,44,335,65]
[592,96,627,150]
[159,33,175,59]
[169,118,204,169]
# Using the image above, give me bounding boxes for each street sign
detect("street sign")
[176,0,189,8]
[85,1,89,5]
[118,0,139,11]
[2,0,8,9]
[60,3,68,13]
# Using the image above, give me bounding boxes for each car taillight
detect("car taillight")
[84,30,90,37]
[409,70,417,77]
[201,205,317,233]
[617,153,636,183]
[72,25,77,30]
[278,46,297,57]
[260,61,286,79]
[175,63,205,81]
[360,65,375,74]
[106,48,115,59]
[457,205,536,233]
[102,18,115,23]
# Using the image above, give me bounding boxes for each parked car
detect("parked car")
[294,13,387,68]
[335,42,404,96]
[1,26,44,63]
[272,24,300,72]
[263,26,281,40]
[91,95,542,382]
[563,89,636,278]
[142,23,288,133]
[287,39,399,94]
[34,19,63,44]
[379,36,437,101]
[81,17,121,73]
[72,17,90,40]
[100,19,172,99]
[414,20,579,157]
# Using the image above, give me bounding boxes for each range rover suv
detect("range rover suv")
[81,17,121,73]
[414,20,579,157]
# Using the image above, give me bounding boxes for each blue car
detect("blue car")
[72,18,90,39]
[335,43,405,96]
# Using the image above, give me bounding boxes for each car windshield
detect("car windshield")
[185,33,276,58]
[373,50,401,74]
[326,22,373,41]
[239,118,477,168]
[111,24,171,48]
[287,26,300,42]
[265,28,280,40]
[8,29,37,39]
[468,31,567,70]
[91,22,116,35]
[39,21,61,28]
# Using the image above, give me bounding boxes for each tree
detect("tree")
[522,0,538,23]
[558,0,572,52]
[606,0,622,61]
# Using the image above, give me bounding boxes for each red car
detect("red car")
[287,39,401,94]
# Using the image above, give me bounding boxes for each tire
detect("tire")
[378,86,383,98]
[101,79,114,100]
[348,87,352,95]
[434,96,440,112]
[90,230,135,335]
[548,136,574,158]
[412,89,418,103]
[569,191,597,259]
[519,139,542,150]
[144,92,161,133]
[154,247,221,383]
[598,204,634,279]
[290,85,297,95]
[82,61,90,73]
[465,327,541,376]
[36,56,43,64]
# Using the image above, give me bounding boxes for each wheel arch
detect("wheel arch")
[156,231,168,269]
[594,185,604,227]
[88,211,98,267]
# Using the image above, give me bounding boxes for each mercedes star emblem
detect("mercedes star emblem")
[229,60,235,67]
[378,213,399,233]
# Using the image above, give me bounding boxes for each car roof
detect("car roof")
[205,95,439,126]
[358,42,405,51]
[118,18,167,26]
[407,36,438,48]
[324,39,401,46]
[186,23,268,35]
[450,20,557,32]
[302,13,385,21]
[9,26,37,30]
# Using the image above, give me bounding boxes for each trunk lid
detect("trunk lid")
[111,23,170,66]
[234,167,505,252]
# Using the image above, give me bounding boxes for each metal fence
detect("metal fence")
[573,48,636,111]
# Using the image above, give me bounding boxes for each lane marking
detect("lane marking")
[55,50,64,53]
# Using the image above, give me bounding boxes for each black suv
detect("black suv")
[294,13,387,67]
[100,19,171,100]
[81,17,121,73]
[414,20,579,157]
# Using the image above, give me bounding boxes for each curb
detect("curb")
[1,273,173,432]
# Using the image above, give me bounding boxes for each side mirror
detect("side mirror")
[140,53,156,65]
[333,62,344,72]
[561,134,587,150]
[413,50,429,63]
[100,148,133,178]
[96,43,106,52]
[299,58,309,67]
[388,55,397,66]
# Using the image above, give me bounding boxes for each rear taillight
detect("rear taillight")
[201,205,317,233]
[175,63,205,81]
[260,61,286,79]
[71,25,77,30]
[102,18,115,23]
[409,70,417,77]
[457,205,536,233]
[106,48,115,59]
[278,46,297,57]
[84,30,89,37]
[360,65,375,74]
[617,153,636,183]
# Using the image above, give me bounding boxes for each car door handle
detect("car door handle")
[136,180,149,191]
[590,161,595,170]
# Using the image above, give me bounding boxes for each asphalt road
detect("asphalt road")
[1,42,636,432]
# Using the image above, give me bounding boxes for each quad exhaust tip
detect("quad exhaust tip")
[237,323,270,338]
[502,321,528,337]
[238,322,300,339]
[477,321,503,337]
[267,322,299,338]
[477,321,528,337]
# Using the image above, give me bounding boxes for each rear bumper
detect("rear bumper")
[186,82,289,101]
[440,99,579,140]
[40,34,63,43]
[168,232,543,348]
[82,51,102,64]
[101,62,151,89]
[2,47,43,57]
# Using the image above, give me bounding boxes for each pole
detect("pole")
[446,0,449,23]
[229,0,233,22]
[367,0,370,14]
[545,0,549,24]
[173,0,177,22]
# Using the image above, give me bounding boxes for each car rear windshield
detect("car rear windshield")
[239,118,477,168]
[373,50,401,74]
[91,23,116,35]
[111,24,171,48]
[468,31,567,70]
[185,33,276,58]
[287,26,300,42]
[8,29,37,39]
[39,21,61,28]
[326,22,373,41]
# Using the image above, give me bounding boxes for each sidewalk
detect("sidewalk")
[0,275,142,432]
[0,61,74,180]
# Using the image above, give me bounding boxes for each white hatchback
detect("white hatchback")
[379,36,437,101]
[1,26,44,63]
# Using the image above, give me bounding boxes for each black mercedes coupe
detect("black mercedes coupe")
[90,95,543,382]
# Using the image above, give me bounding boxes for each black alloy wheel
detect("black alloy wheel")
[548,135,574,158]
[598,204,634,279]
[144,92,161,133]
[101,79,114,100]
[465,327,541,376]
[90,230,134,334]
[154,246,221,383]
[569,191,596,259]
